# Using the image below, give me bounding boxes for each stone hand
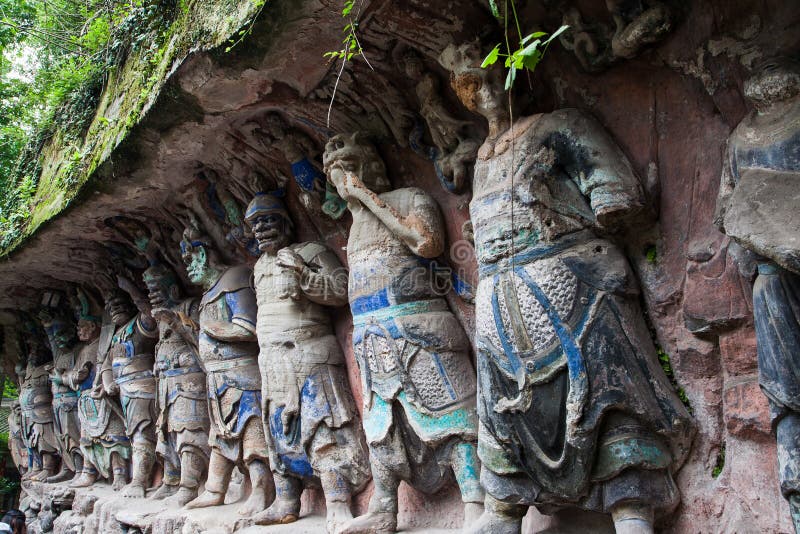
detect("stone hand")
[105,382,120,396]
[275,248,305,274]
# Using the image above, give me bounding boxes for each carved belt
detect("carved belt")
[116,370,154,384]
[160,366,203,377]
[53,391,78,399]
[478,229,593,277]
[204,357,258,373]
[352,299,449,326]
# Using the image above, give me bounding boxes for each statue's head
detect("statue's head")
[744,57,800,109]
[142,263,182,313]
[439,40,507,128]
[244,193,293,255]
[323,132,391,195]
[73,287,101,342]
[47,317,77,351]
[180,223,221,287]
[104,290,136,327]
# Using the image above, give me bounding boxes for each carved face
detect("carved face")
[105,294,135,326]
[323,133,391,195]
[744,58,800,107]
[250,213,291,255]
[48,318,77,350]
[181,244,209,286]
[77,319,100,342]
[440,41,506,123]
[143,264,181,312]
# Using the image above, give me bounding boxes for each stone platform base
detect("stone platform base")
[23,479,615,534]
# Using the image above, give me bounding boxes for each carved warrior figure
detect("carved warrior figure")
[8,400,29,475]
[103,285,158,497]
[441,42,695,533]
[71,299,130,490]
[39,292,84,483]
[143,264,211,506]
[244,193,369,531]
[323,134,485,533]
[18,331,60,482]
[714,58,800,532]
[180,224,274,516]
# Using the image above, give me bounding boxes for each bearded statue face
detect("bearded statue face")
[48,318,77,350]
[323,133,391,195]
[105,293,135,326]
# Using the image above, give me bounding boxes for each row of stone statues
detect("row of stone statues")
[8,43,799,534]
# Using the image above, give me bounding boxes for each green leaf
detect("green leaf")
[543,25,569,45]
[488,0,500,19]
[522,49,541,71]
[481,44,500,68]
[519,39,541,57]
[521,32,546,45]
[512,52,525,70]
[505,64,516,90]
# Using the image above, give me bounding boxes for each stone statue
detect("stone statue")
[323,133,485,533]
[714,58,800,532]
[403,49,479,193]
[18,327,60,482]
[70,292,131,490]
[441,41,695,534]
[9,400,29,476]
[143,263,211,506]
[180,224,274,516]
[39,291,83,483]
[104,281,159,498]
[244,193,370,532]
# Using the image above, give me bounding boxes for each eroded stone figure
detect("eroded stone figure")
[39,292,83,483]
[9,400,29,476]
[323,134,484,533]
[143,263,211,506]
[714,58,800,532]
[441,42,695,534]
[70,292,131,490]
[180,224,274,516]
[103,282,159,498]
[244,193,369,532]
[404,49,479,193]
[18,330,60,482]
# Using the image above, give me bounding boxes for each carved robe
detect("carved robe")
[154,299,210,473]
[19,363,59,457]
[198,265,269,464]
[347,186,481,497]
[254,241,368,489]
[110,314,158,440]
[49,345,81,470]
[9,401,29,473]
[715,95,800,502]
[471,109,694,513]
[78,334,130,478]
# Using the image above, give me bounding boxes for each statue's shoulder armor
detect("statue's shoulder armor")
[202,265,253,306]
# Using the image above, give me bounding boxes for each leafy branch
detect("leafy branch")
[482,0,568,89]
[322,0,373,127]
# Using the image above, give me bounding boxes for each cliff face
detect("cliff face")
[3,0,799,532]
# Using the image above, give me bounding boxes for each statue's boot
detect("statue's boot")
[462,495,525,534]
[31,453,59,482]
[69,453,85,484]
[163,449,207,507]
[185,450,232,509]
[152,458,180,500]
[450,442,485,526]
[122,445,155,498]
[253,473,301,525]
[70,466,98,488]
[45,465,74,484]
[337,472,397,534]
[111,452,128,491]
[238,459,274,516]
[321,470,353,534]
[611,503,654,534]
